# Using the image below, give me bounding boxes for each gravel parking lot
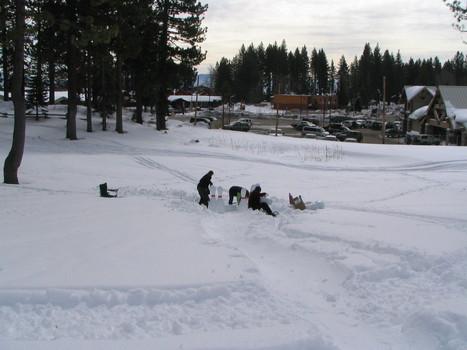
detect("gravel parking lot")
[175,112,405,145]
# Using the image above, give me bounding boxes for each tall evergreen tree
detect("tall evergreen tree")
[316,49,328,93]
[337,55,349,108]
[298,46,309,94]
[453,51,466,84]
[349,56,360,110]
[214,57,233,101]
[372,44,383,102]
[434,56,442,84]
[154,0,208,130]
[310,47,319,94]
[358,43,373,106]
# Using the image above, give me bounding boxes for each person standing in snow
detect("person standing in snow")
[228,186,249,205]
[197,170,214,207]
[248,184,276,216]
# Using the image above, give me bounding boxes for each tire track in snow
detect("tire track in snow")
[330,203,467,228]
[133,156,196,183]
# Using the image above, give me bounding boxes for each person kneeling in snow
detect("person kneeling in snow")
[228,186,249,205]
[248,184,276,217]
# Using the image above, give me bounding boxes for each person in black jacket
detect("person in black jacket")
[248,185,276,216]
[228,186,249,205]
[197,170,213,207]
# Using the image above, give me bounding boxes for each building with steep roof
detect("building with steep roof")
[424,86,467,145]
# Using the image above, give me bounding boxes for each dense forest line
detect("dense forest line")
[212,41,467,109]
[0,0,208,135]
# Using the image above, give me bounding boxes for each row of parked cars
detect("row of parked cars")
[291,120,363,142]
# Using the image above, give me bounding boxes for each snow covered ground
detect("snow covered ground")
[1,105,467,350]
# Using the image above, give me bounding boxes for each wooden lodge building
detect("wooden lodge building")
[403,85,467,146]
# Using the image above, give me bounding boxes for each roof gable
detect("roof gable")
[404,85,436,103]
[438,86,467,128]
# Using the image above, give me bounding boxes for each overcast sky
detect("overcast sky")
[197,0,464,73]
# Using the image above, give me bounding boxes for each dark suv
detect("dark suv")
[325,123,349,134]
[335,130,363,142]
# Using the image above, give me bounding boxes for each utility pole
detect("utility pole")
[194,75,199,125]
[275,84,281,136]
[381,76,386,144]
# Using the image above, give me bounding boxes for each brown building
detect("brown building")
[272,94,337,110]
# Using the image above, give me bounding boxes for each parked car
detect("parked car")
[335,130,363,142]
[223,121,250,132]
[325,123,350,134]
[302,126,329,137]
[237,118,253,127]
[291,120,316,131]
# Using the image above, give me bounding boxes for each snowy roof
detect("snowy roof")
[168,95,221,103]
[404,86,436,103]
[408,105,429,120]
[439,85,467,128]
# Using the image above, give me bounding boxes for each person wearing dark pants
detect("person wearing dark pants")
[228,186,249,205]
[248,185,276,216]
[197,170,213,207]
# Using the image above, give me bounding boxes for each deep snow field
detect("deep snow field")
[1,104,467,350]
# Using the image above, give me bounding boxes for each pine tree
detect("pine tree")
[26,43,48,119]
[349,56,360,111]
[154,0,208,130]
[316,49,328,93]
[453,51,466,84]
[310,48,318,94]
[358,43,373,107]
[298,46,309,94]
[382,50,395,100]
[372,44,382,102]
[214,57,233,100]
[337,55,349,108]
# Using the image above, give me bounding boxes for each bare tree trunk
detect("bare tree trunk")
[66,40,78,140]
[155,0,169,131]
[100,57,107,131]
[115,53,123,133]
[134,67,143,124]
[86,51,92,132]
[4,0,25,184]
[48,59,55,104]
[66,1,78,140]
